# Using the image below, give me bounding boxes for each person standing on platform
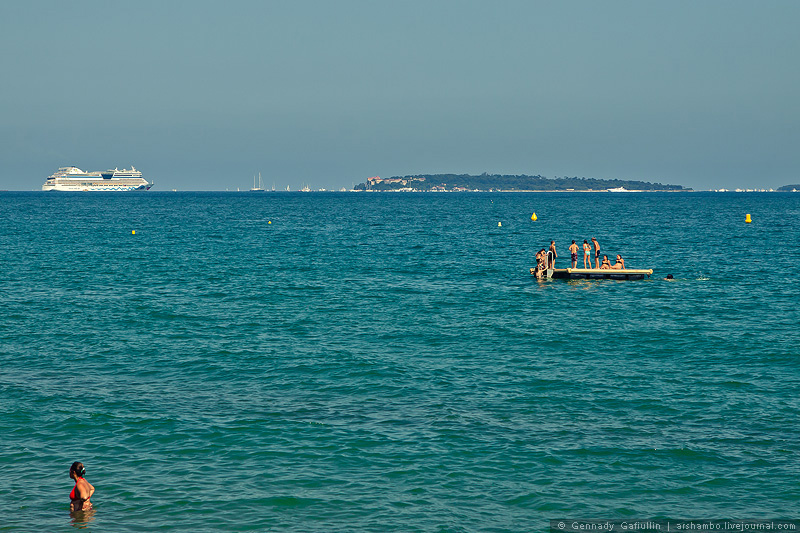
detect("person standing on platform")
[549,240,558,268]
[591,237,601,268]
[569,240,578,268]
[582,240,592,269]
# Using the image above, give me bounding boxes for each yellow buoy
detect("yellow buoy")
[531,212,537,221]
[498,222,502,227]
[745,214,752,223]
[268,221,272,224]
[132,230,136,235]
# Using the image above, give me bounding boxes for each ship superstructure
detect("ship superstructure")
[42,166,153,191]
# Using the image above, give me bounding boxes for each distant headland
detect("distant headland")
[354,173,687,192]
[777,184,799,192]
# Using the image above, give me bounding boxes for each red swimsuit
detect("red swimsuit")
[70,477,82,500]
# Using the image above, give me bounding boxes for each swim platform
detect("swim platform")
[531,268,653,280]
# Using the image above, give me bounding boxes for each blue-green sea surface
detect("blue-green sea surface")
[1,191,798,532]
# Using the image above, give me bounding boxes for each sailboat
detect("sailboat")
[250,172,265,192]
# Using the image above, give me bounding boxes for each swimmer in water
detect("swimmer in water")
[69,462,94,513]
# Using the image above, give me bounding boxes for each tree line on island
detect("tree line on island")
[354,173,686,192]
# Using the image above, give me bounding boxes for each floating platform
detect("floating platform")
[530,267,653,280]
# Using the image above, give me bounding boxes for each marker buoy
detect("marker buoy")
[268,221,272,224]
[132,230,136,235]
[531,212,537,221]
[498,222,502,227]
[745,214,752,223]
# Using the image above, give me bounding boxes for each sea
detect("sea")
[1,191,798,532]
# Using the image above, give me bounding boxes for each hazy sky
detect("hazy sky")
[2,0,798,191]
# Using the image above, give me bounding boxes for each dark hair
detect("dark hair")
[666,274,674,279]
[584,240,588,244]
[70,462,86,478]
[572,240,575,244]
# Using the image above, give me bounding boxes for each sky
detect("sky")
[1,0,798,191]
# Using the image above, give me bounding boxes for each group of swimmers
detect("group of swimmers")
[533,237,627,278]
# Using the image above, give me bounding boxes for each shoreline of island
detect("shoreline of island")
[353,173,690,193]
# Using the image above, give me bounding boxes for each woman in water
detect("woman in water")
[69,461,94,513]
[582,240,592,268]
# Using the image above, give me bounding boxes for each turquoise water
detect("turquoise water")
[1,192,798,532]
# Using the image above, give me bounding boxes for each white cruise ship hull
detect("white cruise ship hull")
[43,182,152,192]
[43,166,153,191]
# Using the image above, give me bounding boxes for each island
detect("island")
[777,184,800,192]
[354,173,686,192]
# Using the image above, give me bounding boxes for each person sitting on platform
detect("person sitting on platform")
[610,255,626,270]
[600,255,611,269]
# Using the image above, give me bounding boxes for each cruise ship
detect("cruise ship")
[42,166,153,191]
